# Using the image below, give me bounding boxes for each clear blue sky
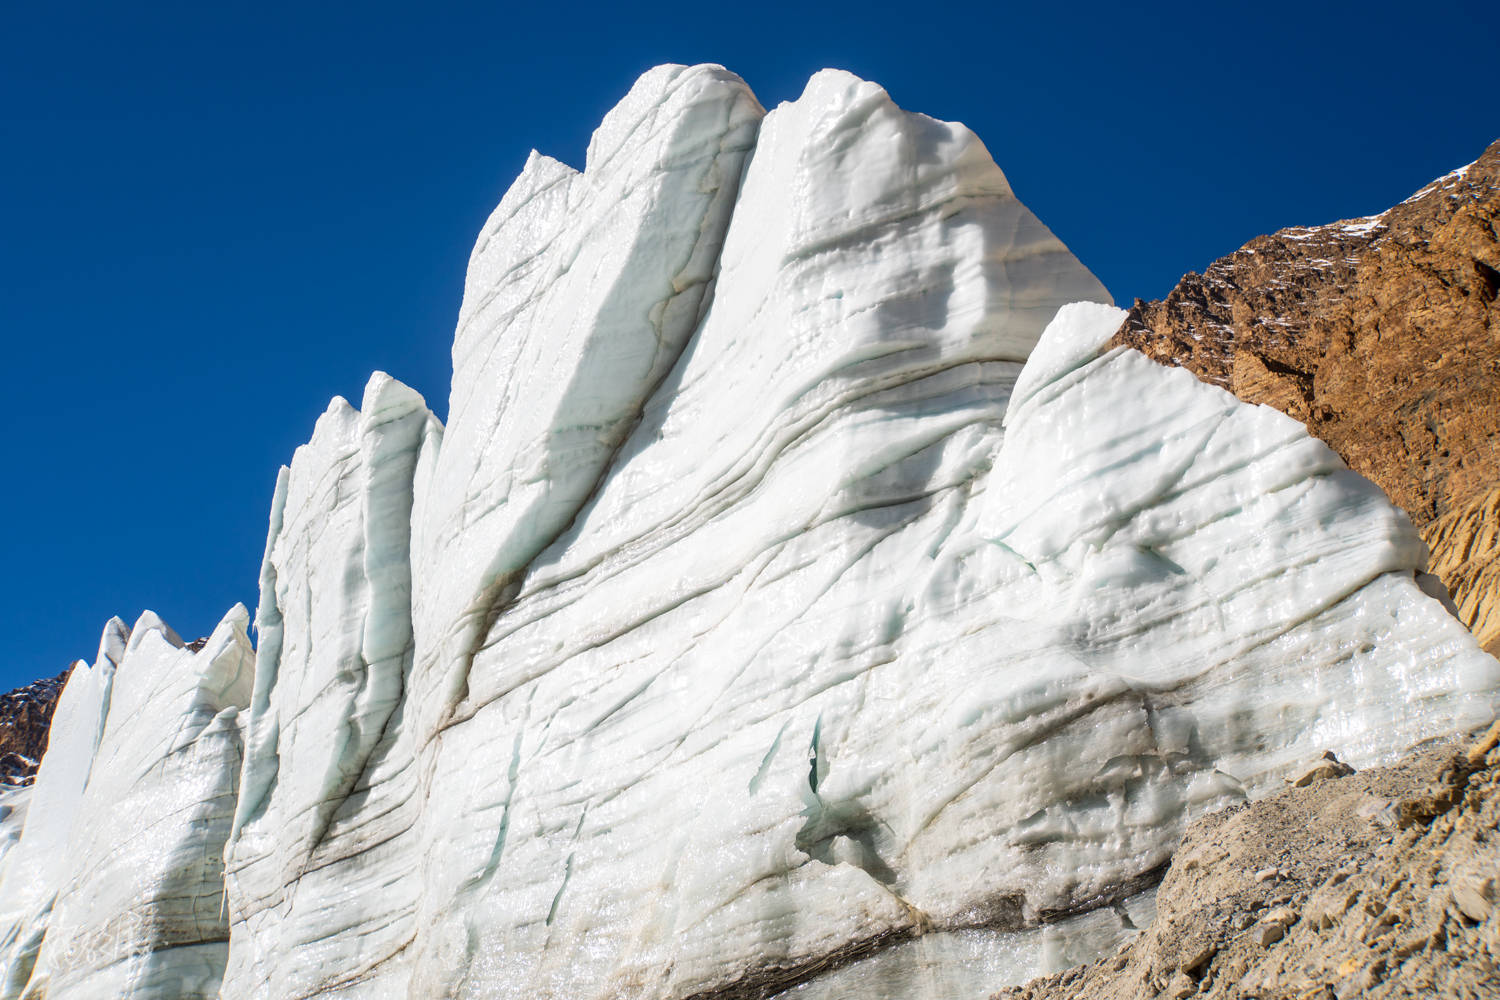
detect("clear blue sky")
[3,1,1496,690]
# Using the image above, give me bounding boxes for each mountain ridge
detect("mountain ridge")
[0,670,71,787]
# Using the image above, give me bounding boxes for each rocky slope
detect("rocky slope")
[1112,140,1500,654]
[0,670,70,786]
[994,724,1500,1000]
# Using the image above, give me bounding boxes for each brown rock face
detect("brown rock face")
[1112,140,1500,654]
[0,668,72,786]
[1423,485,1500,657]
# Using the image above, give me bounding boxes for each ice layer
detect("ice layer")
[0,64,1494,1000]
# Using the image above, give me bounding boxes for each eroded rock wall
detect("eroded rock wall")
[0,670,71,786]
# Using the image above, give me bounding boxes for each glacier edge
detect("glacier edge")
[0,64,1495,1000]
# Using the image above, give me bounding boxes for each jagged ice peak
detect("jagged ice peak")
[0,64,1494,1000]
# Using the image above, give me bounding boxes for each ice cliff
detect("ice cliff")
[0,612,252,998]
[0,64,1495,1000]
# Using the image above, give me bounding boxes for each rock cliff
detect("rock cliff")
[0,670,71,786]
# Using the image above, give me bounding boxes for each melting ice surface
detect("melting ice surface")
[0,64,1496,1000]
[0,611,252,999]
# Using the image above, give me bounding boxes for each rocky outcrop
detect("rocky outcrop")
[1112,140,1500,654]
[993,725,1500,1000]
[0,669,71,786]
[1424,485,1500,658]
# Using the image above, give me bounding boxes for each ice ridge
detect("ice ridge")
[0,63,1495,1000]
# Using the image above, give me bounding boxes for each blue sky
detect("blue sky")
[2,1,1497,690]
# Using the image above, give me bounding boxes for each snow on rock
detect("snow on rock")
[0,609,253,999]
[0,667,74,787]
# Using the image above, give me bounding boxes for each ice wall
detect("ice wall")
[225,374,436,998]
[215,64,1498,1000]
[411,64,764,744]
[0,610,253,999]
[2,63,1497,1000]
[0,620,125,997]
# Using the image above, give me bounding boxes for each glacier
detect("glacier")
[0,64,1496,1000]
[0,610,253,999]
